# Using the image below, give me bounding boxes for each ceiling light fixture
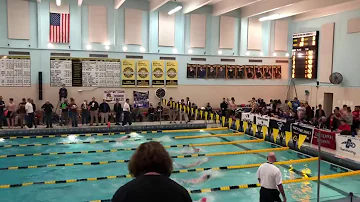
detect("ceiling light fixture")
[246,51,250,56]
[140,47,145,52]
[47,43,54,49]
[218,50,222,55]
[56,0,61,6]
[168,6,182,15]
[259,52,264,56]
[259,14,280,22]
[273,53,277,57]
[86,44,92,50]
[172,48,178,54]
[285,53,290,57]
[188,49,193,54]
[122,46,128,52]
[105,45,110,50]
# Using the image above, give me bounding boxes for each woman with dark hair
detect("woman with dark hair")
[112,141,192,202]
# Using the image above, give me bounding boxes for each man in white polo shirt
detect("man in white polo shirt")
[25,98,34,129]
[122,98,132,126]
[256,152,286,202]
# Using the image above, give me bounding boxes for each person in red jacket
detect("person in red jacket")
[338,119,351,132]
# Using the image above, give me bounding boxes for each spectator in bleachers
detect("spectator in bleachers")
[338,119,351,132]
[113,99,122,125]
[305,102,314,120]
[292,97,300,112]
[326,113,339,131]
[132,106,143,122]
[229,97,237,116]
[315,104,326,118]
[353,106,359,132]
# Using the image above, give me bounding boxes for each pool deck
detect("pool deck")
[0,120,214,136]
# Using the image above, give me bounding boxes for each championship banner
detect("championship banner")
[104,90,125,104]
[152,60,165,86]
[269,117,293,141]
[255,115,270,127]
[133,91,149,108]
[136,60,150,87]
[312,129,336,150]
[122,60,135,87]
[291,123,314,143]
[165,61,178,87]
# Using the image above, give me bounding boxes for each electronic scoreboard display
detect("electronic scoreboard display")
[291,31,319,79]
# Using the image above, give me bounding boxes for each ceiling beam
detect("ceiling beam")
[240,0,304,18]
[212,0,261,16]
[264,0,355,19]
[183,0,211,14]
[78,0,83,6]
[293,0,360,21]
[114,0,125,9]
[149,0,169,12]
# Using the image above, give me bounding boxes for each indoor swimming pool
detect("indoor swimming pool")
[0,128,359,202]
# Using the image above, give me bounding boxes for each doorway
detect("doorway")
[323,93,333,117]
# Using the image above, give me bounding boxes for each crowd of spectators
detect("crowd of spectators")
[238,97,359,134]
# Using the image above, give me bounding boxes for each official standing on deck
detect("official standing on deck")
[256,152,286,202]
[122,98,132,126]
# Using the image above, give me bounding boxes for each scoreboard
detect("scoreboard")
[291,31,319,79]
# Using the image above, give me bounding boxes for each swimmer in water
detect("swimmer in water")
[116,135,131,143]
[173,158,209,169]
[181,174,211,185]
[181,146,201,154]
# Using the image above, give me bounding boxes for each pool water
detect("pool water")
[0,129,359,202]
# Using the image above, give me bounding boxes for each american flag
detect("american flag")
[50,13,70,43]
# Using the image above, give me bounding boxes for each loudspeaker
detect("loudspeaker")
[38,72,43,100]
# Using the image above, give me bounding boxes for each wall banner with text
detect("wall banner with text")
[165,60,178,87]
[152,60,165,86]
[121,60,135,87]
[104,90,126,104]
[136,60,150,87]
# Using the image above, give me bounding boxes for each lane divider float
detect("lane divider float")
[0,147,288,170]
[0,127,227,140]
[0,157,318,189]
[0,132,243,148]
[0,133,245,159]
[87,170,360,201]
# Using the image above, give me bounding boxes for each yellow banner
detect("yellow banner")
[262,126,268,139]
[210,113,214,121]
[229,118,233,129]
[243,121,248,132]
[165,61,178,87]
[298,134,307,149]
[205,111,208,120]
[200,110,203,119]
[216,115,220,122]
[273,129,279,142]
[222,116,226,127]
[191,108,194,114]
[236,119,240,130]
[136,60,150,87]
[252,124,257,136]
[195,109,198,118]
[152,60,165,86]
[285,131,292,146]
[122,60,135,87]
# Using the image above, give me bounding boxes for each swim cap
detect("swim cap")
[206,175,211,179]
